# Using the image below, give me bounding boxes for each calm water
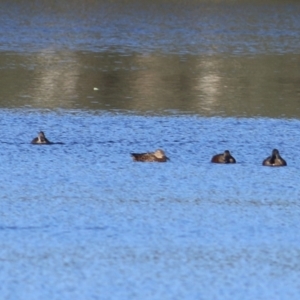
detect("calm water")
[1,1,300,299]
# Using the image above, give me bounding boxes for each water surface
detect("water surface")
[1,0,299,54]
[1,111,300,299]
[1,52,299,118]
[1,1,300,299]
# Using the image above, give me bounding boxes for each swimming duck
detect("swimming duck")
[262,149,287,166]
[211,150,236,164]
[131,149,169,162]
[31,131,51,144]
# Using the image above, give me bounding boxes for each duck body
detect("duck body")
[31,131,52,144]
[262,149,287,166]
[131,149,169,162]
[211,150,236,164]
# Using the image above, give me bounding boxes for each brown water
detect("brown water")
[1,52,300,118]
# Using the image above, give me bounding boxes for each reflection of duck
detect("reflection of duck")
[131,149,169,162]
[211,150,236,164]
[31,131,51,144]
[262,149,287,166]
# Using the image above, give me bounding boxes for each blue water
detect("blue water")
[0,1,299,54]
[1,110,300,299]
[1,0,300,298]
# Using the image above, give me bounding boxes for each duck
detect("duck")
[262,149,287,166]
[31,131,52,144]
[211,150,236,164]
[131,149,169,162]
